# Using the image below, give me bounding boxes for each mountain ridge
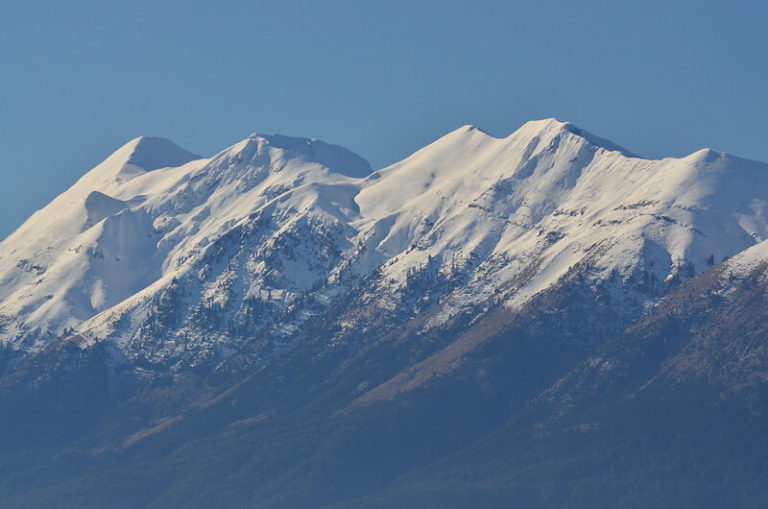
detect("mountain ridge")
[1,119,768,508]
[2,119,768,362]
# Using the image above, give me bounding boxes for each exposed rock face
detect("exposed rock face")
[2,120,768,508]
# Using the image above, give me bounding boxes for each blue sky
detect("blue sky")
[1,0,767,237]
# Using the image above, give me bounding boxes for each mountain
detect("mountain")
[354,239,768,509]
[1,119,768,508]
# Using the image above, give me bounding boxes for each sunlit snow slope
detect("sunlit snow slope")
[1,119,767,366]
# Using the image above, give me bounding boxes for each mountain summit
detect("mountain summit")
[1,120,768,508]
[1,120,767,360]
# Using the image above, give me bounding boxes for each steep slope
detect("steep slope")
[350,244,768,509]
[0,138,196,348]
[356,120,768,311]
[4,236,768,509]
[1,120,768,508]
[320,120,768,405]
[0,134,370,357]
[4,118,767,369]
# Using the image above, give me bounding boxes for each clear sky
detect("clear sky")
[1,0,767,237]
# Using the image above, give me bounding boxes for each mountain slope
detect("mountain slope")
[3,118,768,368]
[348,243,768,509]
[0,134,370,356]
[1,120,768,508]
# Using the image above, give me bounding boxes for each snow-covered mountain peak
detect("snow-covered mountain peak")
[356,117,633,221]
[93,135,200,185]
[449,124,495,137]
[0,137,201,257]
[512,117,636,157]
[0,130,375,354]
[212,133,372,179]
[683,147,724,165]
[514,116,568,133]
[3,119,768,365]
[122,136,200,171]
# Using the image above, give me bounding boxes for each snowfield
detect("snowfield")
[2,119,768,366]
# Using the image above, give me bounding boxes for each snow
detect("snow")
[2,119,768,363]
[354,118,768,316]
[720,237,768,279]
